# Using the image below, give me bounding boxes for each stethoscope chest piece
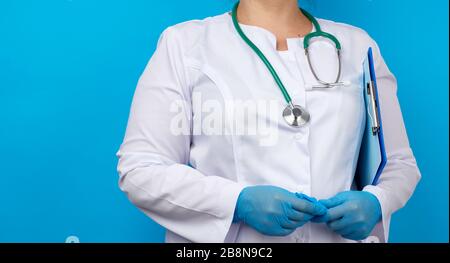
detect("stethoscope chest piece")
[283,104,310,127]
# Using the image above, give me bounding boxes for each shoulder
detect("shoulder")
[317,18,376,46]
[316,18,382,65]
[157,13,230,52]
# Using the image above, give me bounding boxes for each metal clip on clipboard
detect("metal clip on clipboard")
[366,80,380,135]
[355,47,387,189]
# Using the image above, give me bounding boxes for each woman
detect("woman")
[116,0,421,243]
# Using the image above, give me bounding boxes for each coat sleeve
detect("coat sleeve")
[361,36,422,242]
[116,27,245,243]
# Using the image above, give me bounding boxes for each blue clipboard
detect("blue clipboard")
[355,48,387,189]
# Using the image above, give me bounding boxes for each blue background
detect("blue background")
[0,0,448,243]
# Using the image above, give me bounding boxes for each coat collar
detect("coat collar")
[224,12,316,53]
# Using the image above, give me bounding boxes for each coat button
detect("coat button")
[293,133,303,140]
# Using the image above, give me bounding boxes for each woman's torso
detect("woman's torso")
[164,12,374,242]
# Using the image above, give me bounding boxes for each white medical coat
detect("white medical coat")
[116,12,421,243]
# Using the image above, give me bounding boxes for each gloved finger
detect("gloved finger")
[295,193,317,203]
[290,198,327,216]
[326,216,353,231]
[286,208,314,222]
[278,228,296,236]
[316,203,348,222]
[336,226,356,238]
[342,230,366,241]
[281,218,309,230]
[296,193,329,215]
[277,216,301,230]
[310,213,328,223]
[318,194,346,209]
[280,221,299,230]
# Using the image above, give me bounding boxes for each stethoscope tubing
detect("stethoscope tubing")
[231,1,343,101]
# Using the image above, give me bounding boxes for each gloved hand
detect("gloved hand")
[312,191,382,241]
[233,186,327,236]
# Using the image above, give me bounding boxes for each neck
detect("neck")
[237,0,312,51]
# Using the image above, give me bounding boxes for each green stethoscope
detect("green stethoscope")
[231,2,343,127]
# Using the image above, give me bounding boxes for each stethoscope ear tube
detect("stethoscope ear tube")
[305,46,343,88]
[304,31,342,50]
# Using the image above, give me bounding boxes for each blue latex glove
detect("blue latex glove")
[296,193,319,204]
[312,191,382,241]
[233,186,327,236]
